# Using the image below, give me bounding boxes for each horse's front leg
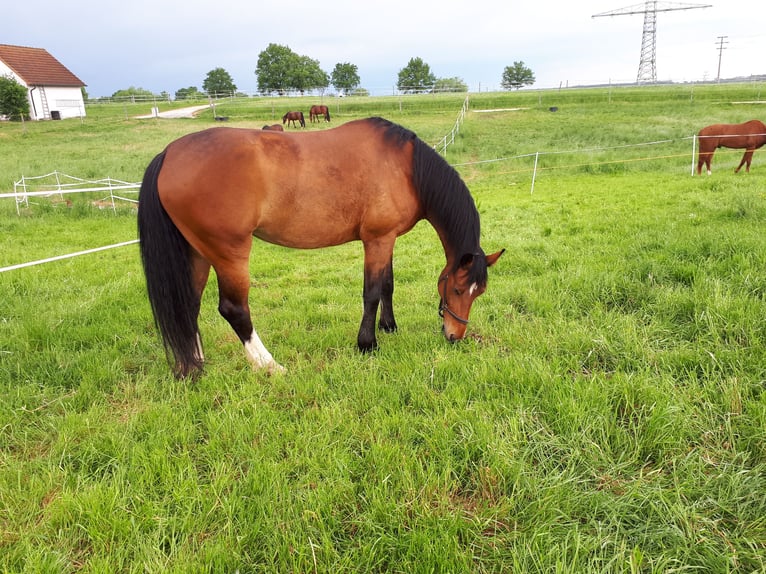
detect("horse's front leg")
[378,257,397,333]
[358,238,396,352]
[735,150,754,173]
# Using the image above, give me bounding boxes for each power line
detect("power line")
[715,35,729,82]
[593,1,713,83]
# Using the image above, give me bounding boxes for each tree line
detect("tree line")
[1,45,536,117]
[111,45,535,101]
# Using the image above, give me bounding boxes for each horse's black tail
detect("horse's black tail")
[326,109,331,122]
[300,112,306,127]
[137,151,203,376]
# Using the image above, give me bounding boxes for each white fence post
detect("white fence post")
[531,152,540,194]
[691,134,697,176]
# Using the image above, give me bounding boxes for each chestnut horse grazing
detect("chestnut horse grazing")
[697,119,766,175]
[282,111,305,128]
[138,117,504,377]
[310,104,331,122]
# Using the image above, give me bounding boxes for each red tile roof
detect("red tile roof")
[0,44,85,87]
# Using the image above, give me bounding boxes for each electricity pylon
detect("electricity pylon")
[593,1,712,83]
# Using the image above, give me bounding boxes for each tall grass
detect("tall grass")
[1,84,765,572]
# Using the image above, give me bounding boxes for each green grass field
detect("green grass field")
[1,84,765,572]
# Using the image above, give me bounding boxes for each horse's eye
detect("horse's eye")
[453,288,462,296]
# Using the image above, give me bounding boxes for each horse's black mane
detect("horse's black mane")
[366,117,487,284]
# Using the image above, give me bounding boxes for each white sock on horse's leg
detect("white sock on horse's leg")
[244,329,285,374]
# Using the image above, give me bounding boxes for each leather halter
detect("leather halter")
[438,274,469,325]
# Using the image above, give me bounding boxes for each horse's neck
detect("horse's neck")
[426,213,480,268]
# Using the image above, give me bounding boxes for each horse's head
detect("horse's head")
[281,114,287,124]
[438,249,504,342]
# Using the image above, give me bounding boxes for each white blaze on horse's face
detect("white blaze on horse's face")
[439,249,504,343]
[439,272,486,342]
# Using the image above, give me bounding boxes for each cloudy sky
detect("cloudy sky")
[4,0,764,97]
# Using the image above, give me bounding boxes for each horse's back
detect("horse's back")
[700,119,766,136]
[156,122,420,250]
[743,119,766,133]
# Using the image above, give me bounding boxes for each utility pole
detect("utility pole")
[715,35,728,82]
[593,1,712,83]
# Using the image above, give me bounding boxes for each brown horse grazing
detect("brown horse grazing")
[282,111,305,128]
[137,117,504,377]
[309,104,331,123]
[697,119,766,175]
[262,124,284,131]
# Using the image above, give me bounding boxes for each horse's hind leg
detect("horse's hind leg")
[190,251,212,365]
[216,258,284,374]
[697,150,713,175]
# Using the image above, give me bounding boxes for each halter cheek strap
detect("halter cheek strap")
[438,274,470,325]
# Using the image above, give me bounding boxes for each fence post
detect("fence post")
[14,176,28,214]
[531,152,540,194]
[54,171,64,202]
[691,135,697,176]
[108,178,117,213]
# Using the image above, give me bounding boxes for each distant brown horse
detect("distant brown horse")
[262,124,284,131]
[697,119,766,175]
[282,111,305,128]
[309,104,331,123]
[137,117,503,377]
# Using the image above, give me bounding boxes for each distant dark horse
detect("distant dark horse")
[310,104,331,123]
[282,111,305,128]
[697,119,766,175]
[137,117,503,377]
[262,124,284,131]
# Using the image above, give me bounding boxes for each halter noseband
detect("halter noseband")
[438,274,470,325]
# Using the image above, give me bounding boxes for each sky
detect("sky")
[4,0,764,97]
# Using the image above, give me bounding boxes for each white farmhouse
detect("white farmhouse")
[0,44,86,120]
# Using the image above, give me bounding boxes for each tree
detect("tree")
[331,62,361,95]
[292,55,328,94]
[397,57,436,93]
[256,43,300,94]
[501,61,535,90]
[433,77,468,93]
[0,75,30,120]
[111,86,154,100]
[255,44,329,95]
[175,86,203,100]
[203,68,237,97]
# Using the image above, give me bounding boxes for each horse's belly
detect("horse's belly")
[253,220,359,249]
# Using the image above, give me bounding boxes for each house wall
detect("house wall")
[0,60,85,120]
[0,60,18,80]
[28,86,86,120]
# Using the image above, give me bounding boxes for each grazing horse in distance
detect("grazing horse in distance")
[309,104,331,123]
[697,119,766,175]
[282,111,305,128]
[262,124,284,131]
[137,117,504,377]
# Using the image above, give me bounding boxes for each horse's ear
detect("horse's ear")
[485,249,505,267]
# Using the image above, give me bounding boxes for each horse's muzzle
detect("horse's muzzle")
[442,324,462,343]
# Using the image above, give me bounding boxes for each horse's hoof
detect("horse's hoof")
[174,362,204,380]
[266,361,286,375]
[378,321,398,333]
[358,340,378,354]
